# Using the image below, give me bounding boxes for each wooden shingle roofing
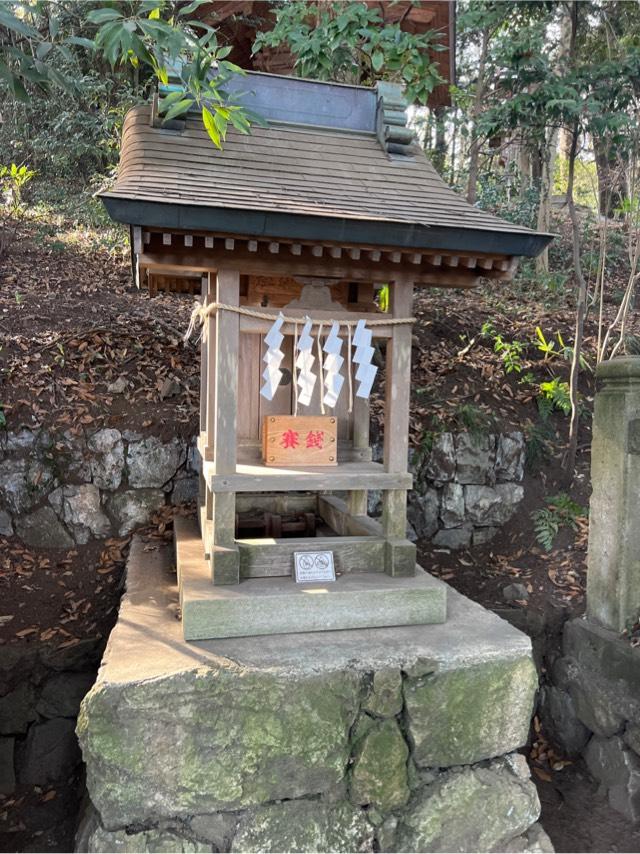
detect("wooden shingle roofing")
[101,104,551,258]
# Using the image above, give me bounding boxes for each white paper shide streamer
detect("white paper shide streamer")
[295,318,316,407]
[322,321,344,408]
[260,313,285,401]
[352,319,378,399]
[260,314,377,407]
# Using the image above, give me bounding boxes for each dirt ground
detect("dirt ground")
[1,211,639,852]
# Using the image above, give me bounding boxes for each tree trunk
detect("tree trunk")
[536,3,573,274]
[432,106,447,175]
[535,130,559,274]
[565,125,587,479]
[593,135,627,217]
[466,27,490,205]
[563,2,586,480]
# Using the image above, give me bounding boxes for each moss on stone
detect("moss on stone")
[77,667,362,828]
[395,759,540,852]
[362,669,403,718]
[230,800,373,853]
[350,718,409,812]
[404,656,537,767]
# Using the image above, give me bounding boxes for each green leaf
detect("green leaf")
[162,98,194,121]
[149,8,161,20]
[36,42,54,60]
[0,7,40,39]
[202,106,221,148]
[229,111,251,134]
[65,36,97,51]
[155,64,169,85]
[371,50,384,72]
[178,0,209,15]
[87,8,124,24]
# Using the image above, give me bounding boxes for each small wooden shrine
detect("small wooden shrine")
[101,72,550,640]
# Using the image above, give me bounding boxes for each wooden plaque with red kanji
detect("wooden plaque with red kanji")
[262,415,338,467]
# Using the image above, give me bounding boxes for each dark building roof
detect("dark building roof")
[101,73,551,259]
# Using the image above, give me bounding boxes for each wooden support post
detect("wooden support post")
[382,277,416,576]
[347,394,370,517]
[199,275,209,436]
[209,269,241,585]
[204,273,216,461]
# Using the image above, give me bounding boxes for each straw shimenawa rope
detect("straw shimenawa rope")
[184,301,416,343]
[184,301,415,414]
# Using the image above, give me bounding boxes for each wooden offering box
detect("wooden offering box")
[262,415,337,466]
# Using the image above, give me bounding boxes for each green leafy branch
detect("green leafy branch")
[253,1,445,105]
[531,493,587,551]
[87,0,257,148]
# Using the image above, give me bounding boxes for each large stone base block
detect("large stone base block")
[76,536,548,853]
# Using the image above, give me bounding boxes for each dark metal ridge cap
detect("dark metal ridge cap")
[100,196,554,258]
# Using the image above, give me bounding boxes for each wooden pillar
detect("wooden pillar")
[204,273,217,461]
[347,395,370,516]
[209,269,241,585]
[382,277,416,577]
[199,274,209,437]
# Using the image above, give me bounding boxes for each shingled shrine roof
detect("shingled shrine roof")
[101,72,551,258]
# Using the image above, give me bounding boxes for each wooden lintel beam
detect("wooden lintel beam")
[138,248,482,290]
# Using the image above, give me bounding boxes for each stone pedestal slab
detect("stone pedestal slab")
[176,517,446,640]
[76,535,545,853]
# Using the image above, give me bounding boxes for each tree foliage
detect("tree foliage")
[252,0,446,105]
[0,0,256,153]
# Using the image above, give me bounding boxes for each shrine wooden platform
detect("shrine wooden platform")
[175,517,446,641]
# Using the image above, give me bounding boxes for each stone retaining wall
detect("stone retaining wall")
[1,427,525,553]
[0,638,103,799]
[399,431,525,549]
[541,617,640,823]
[0,427,199,548]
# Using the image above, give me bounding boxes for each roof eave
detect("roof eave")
[100,195,553,259]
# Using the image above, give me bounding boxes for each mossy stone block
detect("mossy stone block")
[77,668,361,829]
[405,657,537,767]
[350,718,409,811]
[230,801,373,853]
[396,759,540,852]
[362,669,403,718]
